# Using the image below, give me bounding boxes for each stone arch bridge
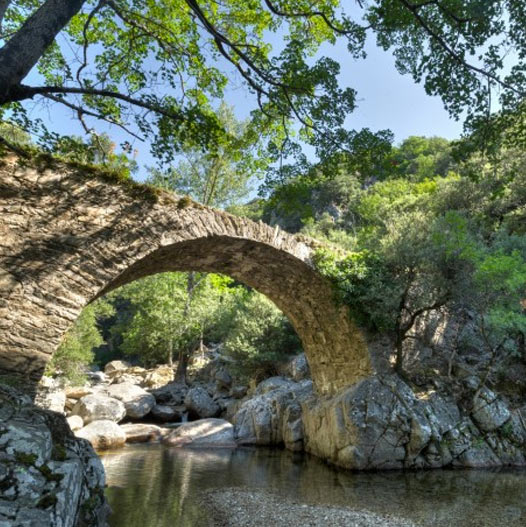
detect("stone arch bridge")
[0,155,372,395]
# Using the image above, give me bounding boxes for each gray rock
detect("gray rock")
[215,369,233,390]
[230,385,248,399]
[472,388,511,432]
[151,382,188,405]
[104,360,131,374]
[162,418,236,447]
[288,353,311,381]
[234,379,312,449]
[0,385,109,526]
[151,404,183,422]
[185,386,220,418]
[72,393,126,424]
[66,415,84,432]
[106,382,155,419]
[255,376,297,395]
[76,420,127,450]
[36,389,66,414]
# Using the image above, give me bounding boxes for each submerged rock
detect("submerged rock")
[162,418,236,447]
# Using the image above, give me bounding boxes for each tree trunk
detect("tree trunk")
[0,0,86,102]
[0,0,11,32]
[175,349,188,383]
[168,338,173,367]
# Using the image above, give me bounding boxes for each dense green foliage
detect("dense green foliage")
[222,293,301,381]
[46,300,114,383]
[260,136,526,377]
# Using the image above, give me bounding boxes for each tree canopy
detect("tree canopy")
[1,1,526,178]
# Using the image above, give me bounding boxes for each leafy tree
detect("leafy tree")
[147,103,259,208]
[1,1,525,177]
[222,292,301,382]
[112,273,227,370]
[46,299,114,383]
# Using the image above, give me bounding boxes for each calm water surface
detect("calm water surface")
[101,444,526,527]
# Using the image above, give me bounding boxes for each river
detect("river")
[101,444,526,526]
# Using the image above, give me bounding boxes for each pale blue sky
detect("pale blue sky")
[24,33,463,183]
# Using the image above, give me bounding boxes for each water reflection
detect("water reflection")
[102,444,526,526]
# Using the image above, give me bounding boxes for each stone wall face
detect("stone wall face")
[0,156,372,395]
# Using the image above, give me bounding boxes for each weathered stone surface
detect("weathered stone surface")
[105,382,155,419]
[151,404,184,422]
[104,360,131,374]
[162,418,236,447]
[234,379,313,450]
[72,394,126,424]
[286,353,311,381]
[65,386,93,399]
[472,388,511,432]
[35,376,66,414]
[230,385,248,399]
[141,365,174,389]
[150,382,188,406]
[215,368,233,390]
[120,423,163,443]
[0,155,373,396]
[76,420,127,450]
[185,386,220,418]
[0,385,109,526]
[67,415,84,432]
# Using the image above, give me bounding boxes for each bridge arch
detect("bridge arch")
[0,155,372,395]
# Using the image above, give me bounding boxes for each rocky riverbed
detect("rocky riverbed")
[202,489,417,527]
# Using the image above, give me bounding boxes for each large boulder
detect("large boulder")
[35,376,66,414]
[151,404,185,422]
[162,419,236,447]
[76,420,126,450]
[472,387,511,432]
[215,368,233,390]
[72,394,126,424]
[234,379,312,450]
[0,385,109,526]
[67,415,84,432]
[184,386,220,419]
[106,382,155,419]
[120,423,163,443]
[141,365,174,389]
[104,360,131,374]
[150,382,188,405]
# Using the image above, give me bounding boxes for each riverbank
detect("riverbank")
[202,489,417,527]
